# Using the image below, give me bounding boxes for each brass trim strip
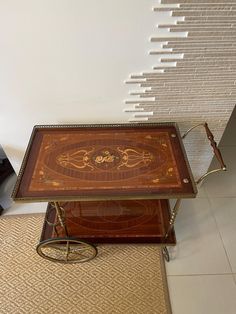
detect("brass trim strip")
[13,192,196,203]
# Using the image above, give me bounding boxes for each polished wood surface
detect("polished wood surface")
[13,123,197,201]
[41,200,176,244]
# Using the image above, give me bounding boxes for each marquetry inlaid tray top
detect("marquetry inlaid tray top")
[12,123,197,202]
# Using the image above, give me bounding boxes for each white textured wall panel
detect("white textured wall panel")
[125,0,235,179]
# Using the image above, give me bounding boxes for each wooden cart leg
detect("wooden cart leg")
[163,199,182,262]
[54,201,69,237]
[45,202,63,237]
[162,246,170,262]
[165,199,182,240]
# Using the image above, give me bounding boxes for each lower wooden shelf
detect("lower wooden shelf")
[40,199,176,245]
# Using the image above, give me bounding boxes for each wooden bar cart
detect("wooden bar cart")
[12,122,226,263]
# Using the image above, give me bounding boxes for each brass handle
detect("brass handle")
[182,122,227,184]
[203,123,226,171]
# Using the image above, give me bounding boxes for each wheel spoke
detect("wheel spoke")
[65,241,70,262]
[70,245,91,252]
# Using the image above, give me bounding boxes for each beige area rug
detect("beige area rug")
[0,214,172,314]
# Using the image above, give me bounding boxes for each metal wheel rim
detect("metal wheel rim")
[36,238,97,264]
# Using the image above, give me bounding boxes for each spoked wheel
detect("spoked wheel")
[36,238,97,263]
[162,246,170,262]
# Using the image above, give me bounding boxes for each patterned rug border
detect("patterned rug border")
[1,213,172,314]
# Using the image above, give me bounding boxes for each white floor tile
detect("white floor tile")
[3,202,47,216]
[209,197,236,273]
[166,198,231,275]
[203,146,236,198]
[168,274,236,314]
[219,114,236,147]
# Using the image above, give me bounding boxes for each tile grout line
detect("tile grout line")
[204,196,236,199]
[167,273,233,277]
[206,196,235,277]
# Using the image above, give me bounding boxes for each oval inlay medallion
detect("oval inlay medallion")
[44,138,167,182]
